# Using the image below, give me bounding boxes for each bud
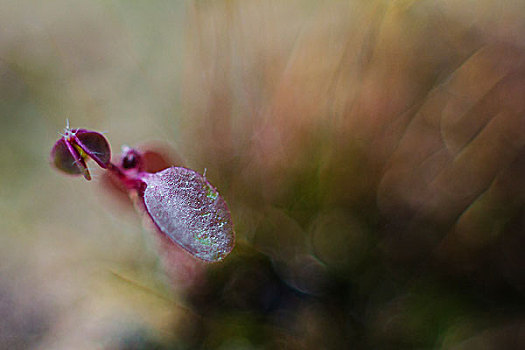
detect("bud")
[50,124,111,181]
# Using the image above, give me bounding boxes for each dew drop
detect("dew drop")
[142,167,235,262]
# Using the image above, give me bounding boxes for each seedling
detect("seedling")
[50,123,235,262]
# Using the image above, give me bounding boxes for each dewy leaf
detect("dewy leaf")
[141,167,235,262]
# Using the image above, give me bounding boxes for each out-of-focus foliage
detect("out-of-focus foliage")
[1,0,524,349]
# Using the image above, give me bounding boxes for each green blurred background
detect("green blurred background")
[1,1,525,349]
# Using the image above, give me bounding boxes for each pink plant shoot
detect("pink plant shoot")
[50,123,235,262]
[50,121,111,180]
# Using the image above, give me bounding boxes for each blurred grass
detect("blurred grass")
[1,0,525,349]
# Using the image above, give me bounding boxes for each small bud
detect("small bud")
[50,124,111,181]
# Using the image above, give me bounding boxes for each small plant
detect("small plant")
[50,122,235,262]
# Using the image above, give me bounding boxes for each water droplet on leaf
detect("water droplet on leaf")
[142,167,235,262]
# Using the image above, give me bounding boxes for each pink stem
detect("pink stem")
[107,162,146,192]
